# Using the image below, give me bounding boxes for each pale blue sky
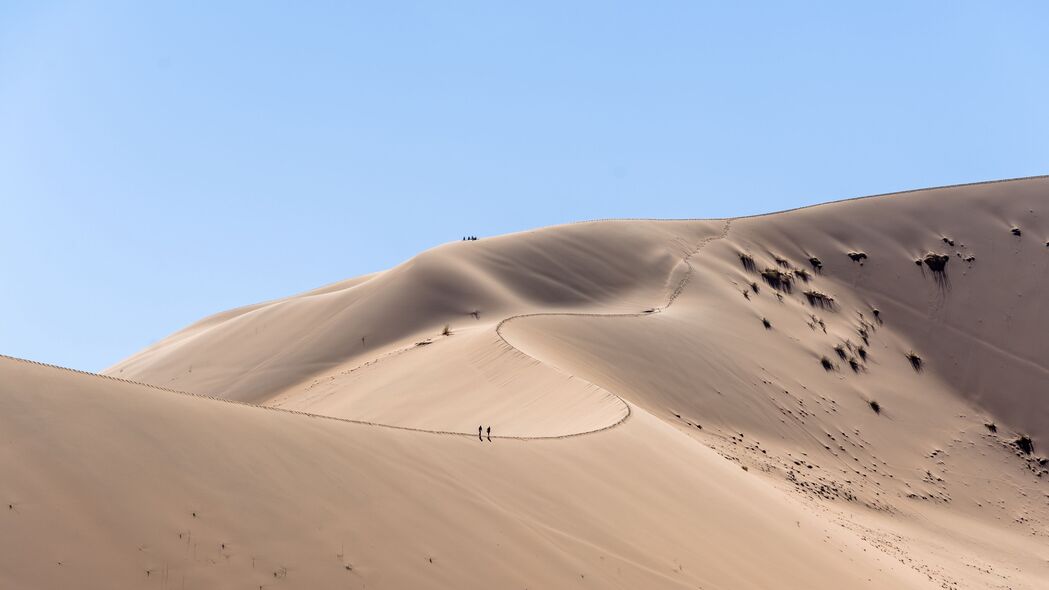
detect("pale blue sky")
[2,2,1048,371]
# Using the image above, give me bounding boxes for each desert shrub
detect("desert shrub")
[808,256,823,272]
[739,253,756,272]
[1011,227,1022,237]
[984,422,997,433]
[760,268,794,292]
[905,351,923,372]
[923,253,949,272]
[774,255,791,268]
[869,400,881,414]
[942,237,955,246]
[750,281,760,293]
[848,357,861,372]
[794,268,812,282]
[1015,435,1034,455]
[820,356,834,371]
[847,251,868,262]
[803,290,834,309]
[762,317,771,329]
[857,346,867,361]
[441,324,452,336]
[833,344,847,360]
[923,253,951,290]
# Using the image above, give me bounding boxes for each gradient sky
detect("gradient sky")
[3,2,1048,371]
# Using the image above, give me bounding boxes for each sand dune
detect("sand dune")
[4,177,1049,588]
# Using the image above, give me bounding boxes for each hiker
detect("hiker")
[486,426,491,441]
[478,425,483,441]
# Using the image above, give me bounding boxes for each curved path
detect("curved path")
[2,219,733,441]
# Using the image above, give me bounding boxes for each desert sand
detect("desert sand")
[3,176,1048,589]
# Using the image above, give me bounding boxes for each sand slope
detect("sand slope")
[5,176,1049,588]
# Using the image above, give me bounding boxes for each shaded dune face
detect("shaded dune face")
[5,176,1048,589]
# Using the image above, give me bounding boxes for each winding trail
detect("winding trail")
[1,219,733,441]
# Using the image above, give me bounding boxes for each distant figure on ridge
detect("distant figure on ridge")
[486,426,491,442]
[478,425,483,441]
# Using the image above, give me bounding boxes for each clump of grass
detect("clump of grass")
[760,268,794,292]
[762,317,771,329]
[803,290,834,309]
[858,326,869,345]
[914,258,923,266]
[739,253,756,272]
[774,255,791,268]
[742,289,750,300]
[1010,227,1022,237]
[470,310,480,319]
[872,308,882,323]
[942,236,955,246]
[869,400,881,414]
[441,324,452,336]
[794,268,812,282]
[808,256,823,272]
[848,357,861,372]
[847,251,868,262]
[905,351,923,372]
[857,346,867,361]
[984,422,997,434]
[1015,435,1034,455]
[750,281,760,293]
[820,356,835,371]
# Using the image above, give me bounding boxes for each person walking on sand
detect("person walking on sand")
[486,426,491,442]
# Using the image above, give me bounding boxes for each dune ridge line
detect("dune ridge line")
[2,220,732,440]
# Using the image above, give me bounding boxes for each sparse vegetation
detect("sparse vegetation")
[441,324,453,336]
[794,268,812,282]
[857,346,867,361]
[869,400,881,414]
[858,326,869,344]
[848,357,861,372]
[762,317,771,329]
[808,256,823,272]
[470,310,481,319]
[942,236,955,246]
[760,268,794,292]
[1011,227,1022,237]
[984,422,997,434]
[847,251,868,262]
[803,290,834,309]
[905,351,923,372]
[750,281,760,293]
[774,255,790,268]
[820,356,835,371]
[739,253,756,272]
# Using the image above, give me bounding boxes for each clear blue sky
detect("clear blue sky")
[2,2,1047,371]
